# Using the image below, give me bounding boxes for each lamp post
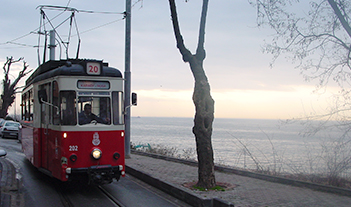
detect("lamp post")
[124,0,132,158]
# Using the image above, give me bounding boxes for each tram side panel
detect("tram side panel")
[21,85,44,169]
[48,129,63,180]
[21,124,34,163]
[40,128,47,169]
[21,86,41,168]
[21,124,42,169]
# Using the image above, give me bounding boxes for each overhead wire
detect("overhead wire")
[0,33,32,46]
[73,18,125,36]
[42,9,48,63]
[73,13,81,59]
[65,0,72,7]
[37,9,43,65]
[1,2,127,61]
[1,16,124,48]
[1,0,143,48]
[40,10,68,50]
[66,12,75,59]
[0,4,71,47]
[1,7,125,46]
[38,5,124,15]
[2,42,38,48]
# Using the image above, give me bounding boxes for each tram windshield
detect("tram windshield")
[78,96,111,125]
[60,91,124,126]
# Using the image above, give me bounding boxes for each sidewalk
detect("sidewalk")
[126,151,351,207]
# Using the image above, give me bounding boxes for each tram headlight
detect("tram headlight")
[91,148,102,160]
[70,154,77,162]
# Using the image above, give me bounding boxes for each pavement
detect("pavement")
[126,151,351,207]
[2,152,351,207]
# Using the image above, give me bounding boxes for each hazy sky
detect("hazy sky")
[0,0,337,119]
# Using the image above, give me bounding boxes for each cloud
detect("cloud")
[131,85,338,119]
[0,0,334,119]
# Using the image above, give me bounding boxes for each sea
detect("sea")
[131,117,351,176]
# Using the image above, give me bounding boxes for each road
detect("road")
[0,138,190,207]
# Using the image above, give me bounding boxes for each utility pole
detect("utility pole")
[124,0,132,158]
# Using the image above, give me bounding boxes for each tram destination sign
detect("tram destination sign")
[77,81,110,89]
[78,92,110,96]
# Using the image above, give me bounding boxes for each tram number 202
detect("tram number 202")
[69,145,78,151]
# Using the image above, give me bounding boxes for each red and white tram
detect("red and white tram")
[20,59,133,184]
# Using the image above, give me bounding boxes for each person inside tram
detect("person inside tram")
[79,103,109,125]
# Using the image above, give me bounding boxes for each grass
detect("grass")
[131,142,196,161]
[131,142,351,189]
[193,185,226,192]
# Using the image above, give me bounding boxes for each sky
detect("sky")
[0,0,339,120]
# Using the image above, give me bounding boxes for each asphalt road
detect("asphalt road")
[0,138,190,207]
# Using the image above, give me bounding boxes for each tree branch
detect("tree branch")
[195,0,209,61]
[328,0,351,39]
[168,0,192,62]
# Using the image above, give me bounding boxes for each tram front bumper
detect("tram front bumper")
[66,165,124,184]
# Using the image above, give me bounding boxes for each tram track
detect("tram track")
[2,139,190,207]
[55,182,124,207]
[98,185,126,207]
[56,184,75,207]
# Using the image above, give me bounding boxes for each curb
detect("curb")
[130,150,351,197]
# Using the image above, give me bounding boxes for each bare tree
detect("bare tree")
[250,0,351,118]
[168,0,216,189]
[251,0,350,87]
[0,57,32,118]
[251,0,351,182]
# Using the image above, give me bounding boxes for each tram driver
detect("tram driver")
[79,103,110,125]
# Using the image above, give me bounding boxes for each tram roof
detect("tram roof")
[25,59,122,86]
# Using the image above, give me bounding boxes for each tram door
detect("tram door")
[39,83,51,169]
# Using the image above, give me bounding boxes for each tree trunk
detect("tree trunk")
[168,0,215,189]
[0,57,32,119]
[0,93,15,118]
[192,69,215,188]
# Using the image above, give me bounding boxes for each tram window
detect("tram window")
[29,90,33,121]
[39,83,51,125]
[60,91,77,125]
[21,89,33,121]
[21,93,26,120]
[38,89,48,103]
[78,96,111,125]
[112,91,124,125]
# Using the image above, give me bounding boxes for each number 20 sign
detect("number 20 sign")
[87,62,101,75]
